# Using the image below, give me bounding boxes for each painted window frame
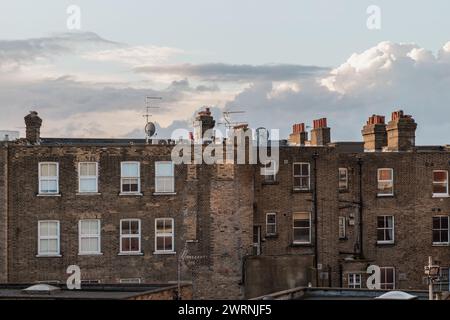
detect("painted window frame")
[432,170,449,197]
[338,216,346,239]
[154,218,175,254]
[380,267,396,290]
[155,161,175,193]
[377,215,395,244]
[338,168,348,190]
[293,212,311,244]
[120,219,141,254]
[377,168,394,196]
[38,162,59,194]
[78,162,98,193]
[78,219,101,255]
[293,162,310,191]
[348,273,362,289]
[262,160,277,183]
[266,213,277,236]
[120,161,141,194]
[432,216,449,245]
[37,220,60,256]
[119,278,142,284]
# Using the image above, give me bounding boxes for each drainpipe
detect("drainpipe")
[312,152,319,285]
[357,157,364,259]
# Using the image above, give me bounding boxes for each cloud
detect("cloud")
[134,63,329,82]
[226,41,450,145]
[0,32,118,69]
[82,45,183,65]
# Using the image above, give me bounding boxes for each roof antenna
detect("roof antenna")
[218,109,247,130]
[143,96,162,144]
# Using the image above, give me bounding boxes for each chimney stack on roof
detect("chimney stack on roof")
[289,123,308,146]
[386,110,417,152]
[310,117,330,146]
[24,111,42,145]
[194,107,216,143]
[362,114,387,152]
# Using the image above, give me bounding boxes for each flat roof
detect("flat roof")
[0,283,181,300]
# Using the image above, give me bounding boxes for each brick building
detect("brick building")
[0,109,449,299]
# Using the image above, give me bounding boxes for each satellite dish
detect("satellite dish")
[145,122,156,137]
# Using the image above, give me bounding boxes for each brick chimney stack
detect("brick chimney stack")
[386,110,417,151]
[289,123,308,146]
[362,115,387,151]
[24,111,42,145]
[194,107,216,143]
[310,118,330,146]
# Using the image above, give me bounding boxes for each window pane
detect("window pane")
[293,164,300,176]
[385,229,393,241]
[40,239,49,253]
[122,163,139,177]
[377,217,385,228]
[433,183,447,194]
[294,229,309,242]
[433,217,441,229]
[433,230,441,243]
[156,162,173,176]
[267,225,276,234]
[301,164,309,175]
[122,238,130,251]
[156,219,164,232]
[441,231,449,243]
[377,229,385,241]
[47,164,57,176]
[379,169,392,180]
[442,217,449,229]
[434,171,448,182]
[130,220,139,234]
[121,221,130,234]
[80,178,96,192]
[267,214,276,224]
[294,220,310,228]
[40,164,49,177]
[386,217,393,228]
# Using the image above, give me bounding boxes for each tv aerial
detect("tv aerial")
[219,110,247,129]
[143,96,161,143]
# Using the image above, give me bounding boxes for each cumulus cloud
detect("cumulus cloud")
[134,63,329,82]
[226,41,450,145]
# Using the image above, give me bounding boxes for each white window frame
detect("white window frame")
[338,216,346,239]
[377,168,394,196]
[432,170,449,198]
[81,280,101,285]
[432,216,449,245]
[266,213,277,236]
[120,161,141,194]
[380,267,396,290]
[120,219,142,254]
[293,212,311,244]
[154,218,175,254]
[37,220,60,256]
[78,219,101,255]
[38,162,59,194]
[348,273,362,289]
[377,215,395,244]
[338,168,348,190]
[119,278,142,284]
[155,161,175,193]
[78,162,98,193]
[293,162,310,191]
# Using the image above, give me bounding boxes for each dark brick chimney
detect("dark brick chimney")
[362,115,387,151]
[24,111,42,145]
[194,107,215,143]
[310,118,330,146]
[289,123,308,146]
[386,110,417,151]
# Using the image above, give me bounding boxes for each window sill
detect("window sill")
[262,181,279,186]
[339,237,348,241]
[292,189,312,193]
[78,253,103,256]
[76,192,101,196]
[153,251,176,255]
[339,189,349,193]
[153,192,177,196]
[36,254,62,258]
[118,252,144,256]
[376,194,394,198]
[432,243,449,246]
[37,193,61,197]
[432,194,449,198]
[119,192,143,196]
[290,242,313,247]
[376,242,395,246]
[265,234,278,239]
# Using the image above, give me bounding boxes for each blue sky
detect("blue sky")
[0,1,450,143]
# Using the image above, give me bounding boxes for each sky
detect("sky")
[0,0,450,144]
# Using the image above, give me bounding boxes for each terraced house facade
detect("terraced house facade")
[0,109,449,299]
